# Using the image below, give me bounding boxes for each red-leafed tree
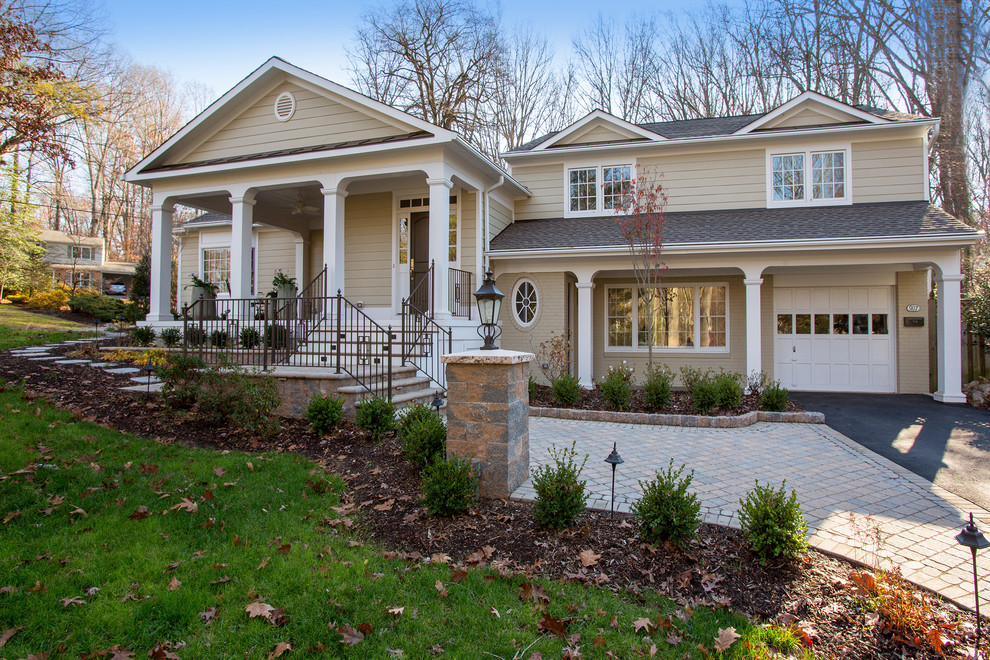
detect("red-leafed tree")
[614,164,668,371]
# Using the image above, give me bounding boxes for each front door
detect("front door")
[409,212,430,312]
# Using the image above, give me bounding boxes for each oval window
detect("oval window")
[513,279,538,327]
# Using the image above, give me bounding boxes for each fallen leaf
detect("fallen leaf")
[336,623,364,646]
[277,543,291,555]
[170,498,197,514]
[268,641,291,658]
[61,595,86,607]
[578,550,601,567]
[713,627,740,652]
[167,577,181,591]
[200,607,217,624]
[490,606,501,618]
[434,580,447,598]
[27,581,47,593]
[258,557,270,570]
[538,613,567,638]
[246,602,275,619]
[387,606,404,617]
[374,499,394,511]
[0,626,22,648]
[128,506,149,520]
[213,466,226,477]
[632,617,654,633]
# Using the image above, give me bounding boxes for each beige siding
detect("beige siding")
[344,192,392,307]
[459,190,477,276]
[896,270,930,393]
[178,234,199,307]
[556,122,640,146]
[178,83,404,164]
[490,199,512,239]
[593,275,747,386]
[308,231,323,284]
[768,107,849,129]
[637,149,766,212]
[256,230,297,293]
[513,163,564,220]
[852,138,926,203]
[496,271,571,384]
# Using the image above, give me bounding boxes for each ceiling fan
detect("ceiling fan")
[291,192,320,215]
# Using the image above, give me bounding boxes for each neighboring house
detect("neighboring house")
[39,229,138,294]
[124,57,980,403]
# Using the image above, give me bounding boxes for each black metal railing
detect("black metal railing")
[449,267,472,319]
[401,296,452,390]
[408,259,434,316]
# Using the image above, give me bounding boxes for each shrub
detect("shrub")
[713,370,744,409]
[632,460,702,546]
[738,481,808,563]
[599,363,633,410]
[6,292,30,304]
[131,326,156,347]
[746,370,773,397]
[397,403,436,439]
[67,292,131,322]
[528,375,537,402]
[690,377,719,415]
[355,395,395,440]
[185,326,206,346]
[159,327,181,347]
[239,326,261,349]
[209,329,231,348]
[642,365,673,410]
[678,365,709,391]
[532,441,588,529]
[401,414,447,470]
[27,289,69,310]
[264,323,289,349]
[421,455,479,516]
[305,392,345,435]
[551,373,581,407]
[158,354,208,409]
[760,381,790,412]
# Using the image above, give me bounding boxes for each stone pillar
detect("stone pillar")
[427,177,452,318]
[442,349,534,499]
[744,277,763,384]
[229,195,255,299]
[321,187,347,294]
[147,203,173,322]
[575,281,595,388]
[935,272,966,403]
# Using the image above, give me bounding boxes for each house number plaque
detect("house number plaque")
[906,304,920,312]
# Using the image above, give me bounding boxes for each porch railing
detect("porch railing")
[449,267,472,319]
[401,296,452,390]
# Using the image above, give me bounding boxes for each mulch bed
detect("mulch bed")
[530,384,805,416]
[0,342,984,659]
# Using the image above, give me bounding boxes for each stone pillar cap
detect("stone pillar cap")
[442,349,535,364]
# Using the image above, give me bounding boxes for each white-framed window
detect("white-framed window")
[606,284,729,351]
[70,246,93,260]
[567,164,632,216]
[202,248,230,288]
[396,195,459,267]
[71,271,94,288]
[768,147,849,206]
[512,278,539,327]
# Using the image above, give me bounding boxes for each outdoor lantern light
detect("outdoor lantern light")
[956,512,989,659]
[473,268,504,350]
[432,391,444,417]
[604,442,624,519]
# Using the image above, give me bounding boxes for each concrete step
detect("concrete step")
[335,375,432,396]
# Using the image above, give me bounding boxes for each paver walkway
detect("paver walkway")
[513,417,990,607]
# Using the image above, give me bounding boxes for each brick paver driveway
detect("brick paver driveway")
[512,417,990,606]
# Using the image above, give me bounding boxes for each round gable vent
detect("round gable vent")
[274,91,296,122]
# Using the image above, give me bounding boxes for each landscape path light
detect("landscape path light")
[956,512,989,659]
[473,268,503,350]
[92,319,100,351]
[432,391,444,417]
[604,442,624,519]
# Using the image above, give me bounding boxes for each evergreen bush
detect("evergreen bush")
[632,460,702,546]
[738,481,808,563]
[159,327,181,347]
[690,377,719,415]
[760,381,790,412]
[421,456,479,516]
[355,395,395,441]
[305,392,345,435]
[401,414,446,470]
[551,373,581,407]
[642,365,673,410]
[532,441,588,529]
[599,364,633,410]
[131,326,156,347]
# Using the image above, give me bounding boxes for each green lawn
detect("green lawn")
[0,386,807,658]
[0,304,93,350]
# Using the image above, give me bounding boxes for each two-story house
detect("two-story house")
[39,229,138,294]
[125,57,979,403]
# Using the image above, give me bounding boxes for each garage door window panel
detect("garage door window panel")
[833,314,849,335]
[852,314,869,335]
[872,314,888,335]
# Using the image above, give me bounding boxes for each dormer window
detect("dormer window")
[768,148,849,206]
[567,164,632,215]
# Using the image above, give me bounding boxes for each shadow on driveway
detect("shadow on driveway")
[792,392,990,509]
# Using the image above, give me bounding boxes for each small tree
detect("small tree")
[131,252,151,311]
[964,261,990,338]
[614,164,668,371]
[0,156,42,300]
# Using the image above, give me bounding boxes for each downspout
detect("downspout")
[482,175,505,271]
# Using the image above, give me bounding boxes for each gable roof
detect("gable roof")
[733,91,889,134]
[506,94,929,155]
[488,201,978,253]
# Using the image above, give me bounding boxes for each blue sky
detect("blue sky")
[104,0,692,97]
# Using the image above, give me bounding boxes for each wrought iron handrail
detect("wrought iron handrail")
[449,267,472,319]
[407,259,434,317]
[401,296,452,390]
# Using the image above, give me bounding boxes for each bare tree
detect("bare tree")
[347,0,503,137]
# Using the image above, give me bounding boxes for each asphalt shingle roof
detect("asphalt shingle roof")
[488,202,976,252]
[185,212,231,225]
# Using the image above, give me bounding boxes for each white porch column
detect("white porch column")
[294,235,310,289]
[744,277,764,385]
[229,195,255,299]
[935,272,966,403]
[321,188,347,294]
[427,177,452,318]
[147,202,174,322]
[575,280,595,388]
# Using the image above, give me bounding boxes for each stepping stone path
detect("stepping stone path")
[54,359,91,365]
[104,367,141,375]
[88,362,111,368]
[129,375,162,385]
[119,383,164,393]
[27,356,58,361]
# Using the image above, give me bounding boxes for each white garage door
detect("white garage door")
[774,286,895,393]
